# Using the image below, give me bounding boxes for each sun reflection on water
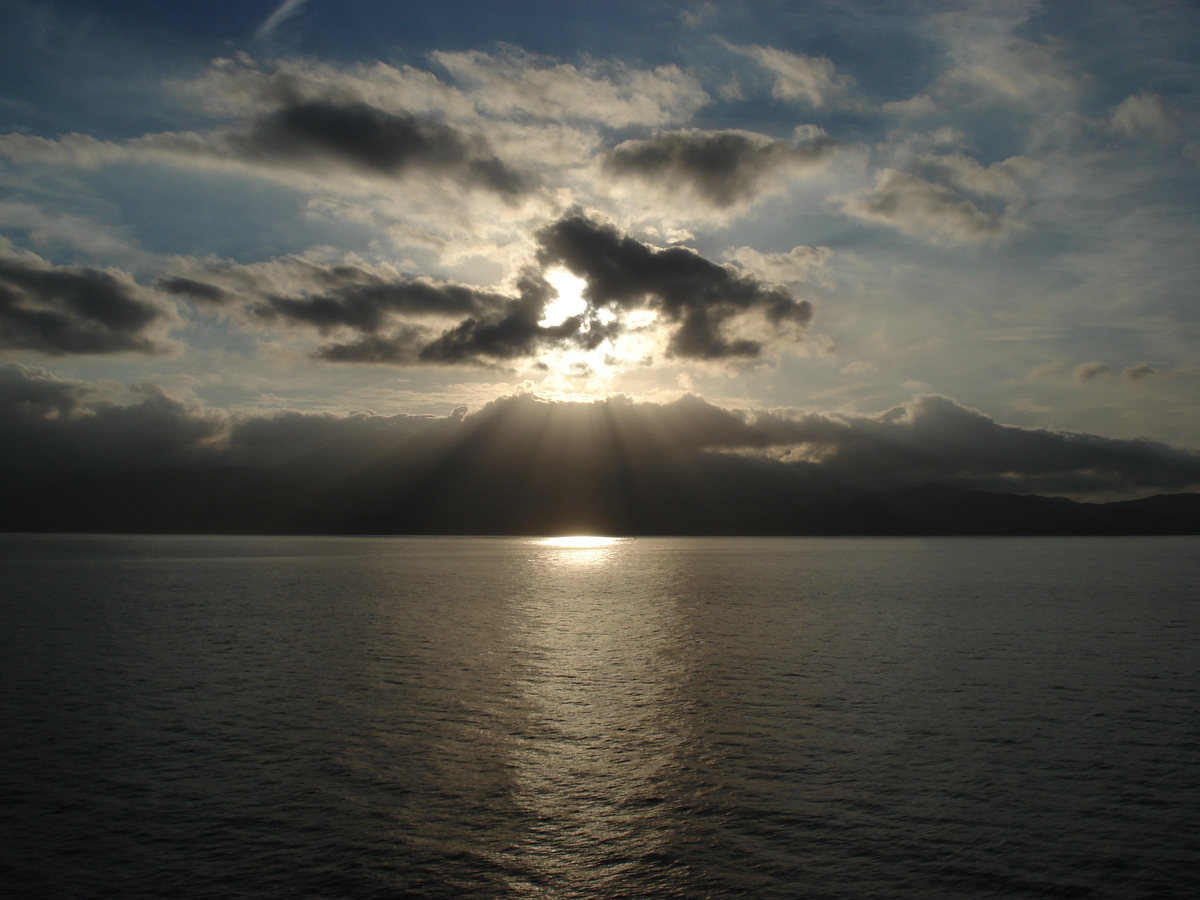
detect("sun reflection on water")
[505,537,691,892]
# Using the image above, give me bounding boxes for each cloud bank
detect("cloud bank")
[3,364,1197,501]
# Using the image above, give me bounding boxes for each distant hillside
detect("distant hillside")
[2,464,1197,536]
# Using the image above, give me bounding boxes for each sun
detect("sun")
[538,536,619,548]
[541,268,589,327]
[531,268,665,399]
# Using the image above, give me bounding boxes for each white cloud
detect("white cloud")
[1110,93,1173,140]
[916,151,1036,204]
[738,44,852,108]
[431,47,709,126]
[0,201,142,261]
[881,95,937,117]
[834,168,1019,243]
[255,0,308,39]
[726,244,832,285]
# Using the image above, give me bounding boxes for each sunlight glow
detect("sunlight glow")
[538,536,619,548]
[541,268,589,326]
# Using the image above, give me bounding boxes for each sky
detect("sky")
[2,0,1200,502]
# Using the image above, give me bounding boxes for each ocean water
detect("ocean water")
[1,535,1197,899]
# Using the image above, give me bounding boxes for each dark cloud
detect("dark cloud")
[314,328,433,364]
[0,361,88,420]
[0,364,218,471]
[0,252,167,355]
[604,128,834,208]
[255,276,505,334]
[177,219,812,365]
[157,276,230,304]
[4,366,1197,508]
[224,406,444,473]
[416,273,582,363]
[231,100,527,195]
[0,363,438,475]
[4,377,1198,535]
[1123,364,1155,381]
[313,274,590,366]
[776,394,1200,496]
[230,264,590,365]
[536,215,812,358]
[1074,361,1110,383]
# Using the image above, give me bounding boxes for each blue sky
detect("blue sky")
[2,0,1199,498]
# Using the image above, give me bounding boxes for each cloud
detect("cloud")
[1027,361,1066,380]
[726,244,832,285]
[163,216,817,366]
[911,151,1035,205]
[1123,364,1156,381]
[536,215,813,359]
[603,127,835,211]
[255,276,501,333]
[0,242,170,355]
[227,99,528,195]
[313,273,583,366]
[680,3,718,28]
[312,328,435,364]
[157,276,231,305]
[790,393,1200,496]
[0,94,529,199]
[0,364,220,471]
[0,201,141,260]
[1110,92,1174,140]
[2,367,1198,503]
[160,254,557,366]
[412,278,580,364]
[881,95,938,117]
[431,47,708,126]
[886,19,1079,117]
[834,168,1018,243]
[1074,361,1110,383]
[255,0,308,39]
[0,133,129,169]
[737,45,852,108]
[181,55,474,120]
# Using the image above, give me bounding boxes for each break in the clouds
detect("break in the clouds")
[0,243,169,356]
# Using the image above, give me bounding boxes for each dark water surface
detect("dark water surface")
[1,535,1197,899]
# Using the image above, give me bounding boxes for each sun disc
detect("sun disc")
[538,535,618,548]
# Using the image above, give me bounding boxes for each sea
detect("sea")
[1,534,1197,899]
